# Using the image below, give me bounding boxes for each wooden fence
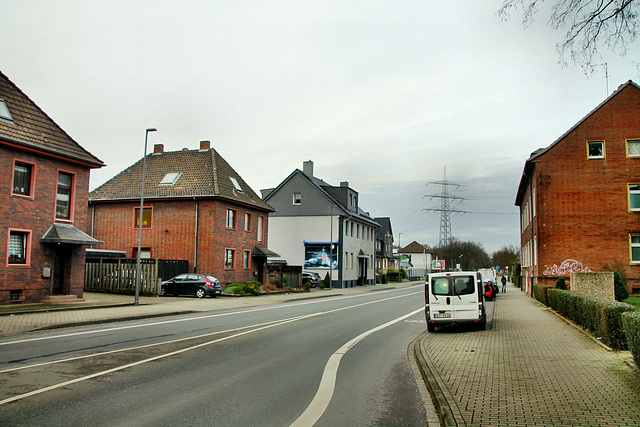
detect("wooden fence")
[84,258,188,295]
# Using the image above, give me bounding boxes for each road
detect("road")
[0,285,430,426]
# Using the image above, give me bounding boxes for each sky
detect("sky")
[2,0,639,255]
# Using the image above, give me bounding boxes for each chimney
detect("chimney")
[340,181,349,188]
[153,144,164,154]
[200,140,210,151]
[303,160,313,178]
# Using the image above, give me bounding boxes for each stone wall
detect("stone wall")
[570,272,614,301]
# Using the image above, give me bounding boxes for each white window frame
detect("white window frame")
[587,140,605,159]
[631,235,640,264]
[293,193,302,205]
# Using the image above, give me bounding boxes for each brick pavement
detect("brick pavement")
[416,283,640,426]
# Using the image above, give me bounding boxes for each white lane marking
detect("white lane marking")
[290,307,424,427]
[0,288,421,347]
[0,292,422,404]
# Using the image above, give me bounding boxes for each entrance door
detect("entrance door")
[52,248,70,295]
[358,257,368,286]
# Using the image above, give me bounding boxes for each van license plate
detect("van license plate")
[433,313,451,319]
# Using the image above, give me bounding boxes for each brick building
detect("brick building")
[89,141,275,287]
[515,80,640,294]
[0,71,104,304]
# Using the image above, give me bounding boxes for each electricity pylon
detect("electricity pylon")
[423,167,468,247]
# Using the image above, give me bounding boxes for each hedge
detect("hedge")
[622,311,640,366]
[533,284,554,306]
[546,289,635,349]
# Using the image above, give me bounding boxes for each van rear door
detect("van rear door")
[451,274,480,322]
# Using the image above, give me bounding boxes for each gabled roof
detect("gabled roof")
[90,147,273,211]
[515,80,640,206]
[41,223,103,246]
[374,217,393,239]
[263,168,379,226]
[0,71,103,167]
[400,241,430,253]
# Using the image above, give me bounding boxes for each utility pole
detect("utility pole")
[423,167,468,247]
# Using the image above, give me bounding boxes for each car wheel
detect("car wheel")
[427,322,435,332]
[195,288,206,298]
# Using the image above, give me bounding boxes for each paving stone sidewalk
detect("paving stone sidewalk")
[416,284,640,426]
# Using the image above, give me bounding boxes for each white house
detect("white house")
[398,241,433,279]
[261,161,379,288]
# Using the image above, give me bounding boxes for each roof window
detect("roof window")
[159,172,181,185]
[0,99,13,122]
[230,177,243,192]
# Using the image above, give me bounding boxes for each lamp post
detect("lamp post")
[397,233,402,269]
[135,128,157,306]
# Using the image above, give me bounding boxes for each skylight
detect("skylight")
[0,99,13,122]
[159,172,181,185]
[230,177,243,192]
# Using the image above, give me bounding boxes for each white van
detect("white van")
[424,271,486,332]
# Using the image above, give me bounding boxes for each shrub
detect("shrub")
[242,281,262,296]
[614,271,629,302]
[556,277,567,290]
[622,311,640,366]
[547,288,635,349]
[533,284,554,306]
[223,284,245,295]
[400,269,407,279]
[323,272,331,288]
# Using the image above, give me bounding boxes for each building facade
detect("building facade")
[0,71,104,304]
[262,161,379,288]
[398,241,433,279]
[515,81,640,294]
[89,141,275,287]
[374,217,394,275]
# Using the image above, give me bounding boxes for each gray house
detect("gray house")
[261,160,379,288]
[374,217,394,275]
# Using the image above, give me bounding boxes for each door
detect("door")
[451,275,479,321]
[52,247,70,295]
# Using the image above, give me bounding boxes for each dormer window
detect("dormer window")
[0,99,13,122]
[160,172,181,185]
[587,141,604,159]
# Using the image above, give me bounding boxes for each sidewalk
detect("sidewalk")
[0,282,418,336]
[415,283,640,426]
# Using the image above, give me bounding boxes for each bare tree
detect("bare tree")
[498,0,639,72]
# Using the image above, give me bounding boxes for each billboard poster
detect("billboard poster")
[432,259,445,271]
[304,242,338,269]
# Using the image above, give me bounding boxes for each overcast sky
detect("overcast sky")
[2,0,639,255]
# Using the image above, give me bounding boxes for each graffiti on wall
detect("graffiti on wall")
[543,259,591,276]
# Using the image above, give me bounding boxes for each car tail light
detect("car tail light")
[205,278,213,287]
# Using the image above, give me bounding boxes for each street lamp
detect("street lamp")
[397,233,402,269]
[135,127,157,306]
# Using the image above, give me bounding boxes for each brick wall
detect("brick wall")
[91,198,270,288]
[521,83,640,292]
[0,145,92,303]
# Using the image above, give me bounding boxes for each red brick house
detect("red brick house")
[515,80,640,294]
[89,141,275,287]
[0,71,104,304]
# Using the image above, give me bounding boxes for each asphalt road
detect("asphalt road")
[0,285,429,426]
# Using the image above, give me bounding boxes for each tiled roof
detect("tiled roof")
[400,241,430,253]
[0,71,103,167]
[90,147,274,211]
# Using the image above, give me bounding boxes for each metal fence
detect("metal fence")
[84,258,188,295]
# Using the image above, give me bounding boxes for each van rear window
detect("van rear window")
[430,275,475,296]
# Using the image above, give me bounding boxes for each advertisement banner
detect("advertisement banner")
[304,242,338,269]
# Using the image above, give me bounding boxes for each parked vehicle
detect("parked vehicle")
[161,273,222,298]
[424,271,486,332]
[483,280,496,301]
[302,271,322,287]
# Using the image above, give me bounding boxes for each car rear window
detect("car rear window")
[431,275,475,296]
[432,277,450,295]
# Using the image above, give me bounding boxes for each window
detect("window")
[587,140,605,159]
[226,209,237,229]
[631,235,640,263]
[225,249,236,269]
[627,139,640,157]
[159,172,181,185]
[0,99,12,121]
[12,161,33,197]
[133,247,151,259]
[230,177,243,192]
[257,216,264,242]
[9,290,21,302]
[134,207,153,228]
[8,230,30,265]
[293,193,302,205]
[629,184,640,211]
[55,172,74,220]
[244,250,251,269]
[245,213,252,232]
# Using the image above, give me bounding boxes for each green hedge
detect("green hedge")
[547,289,635,349]
[533,284,554,306]
[622,311,640,366]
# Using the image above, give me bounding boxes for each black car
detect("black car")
[302,271,322,287]
[161,273,222,298]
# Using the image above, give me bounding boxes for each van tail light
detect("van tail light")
[424,284,429,303]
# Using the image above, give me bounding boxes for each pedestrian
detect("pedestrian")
[501,275,507,293]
